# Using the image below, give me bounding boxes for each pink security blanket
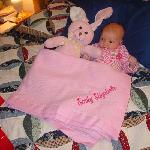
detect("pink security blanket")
[6,49,131,147]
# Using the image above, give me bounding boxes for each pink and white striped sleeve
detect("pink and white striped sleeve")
[120,45,138,74]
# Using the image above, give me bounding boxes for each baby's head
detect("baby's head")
[99,23,125,49]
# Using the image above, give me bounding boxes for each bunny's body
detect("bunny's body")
[44,6,113,58]
[45,36,82,58]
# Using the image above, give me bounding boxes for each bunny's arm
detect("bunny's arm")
[44,36,68,49]
[81,45,102,59]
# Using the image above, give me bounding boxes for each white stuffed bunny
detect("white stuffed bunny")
[44,6,113,58]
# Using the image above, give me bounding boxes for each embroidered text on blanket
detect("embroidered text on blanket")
[76,86,116,106]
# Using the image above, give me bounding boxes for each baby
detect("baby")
[82,23,139,74]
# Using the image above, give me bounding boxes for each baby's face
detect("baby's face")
[99,30,122,49]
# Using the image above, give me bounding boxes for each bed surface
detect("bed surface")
[0,1,150,149]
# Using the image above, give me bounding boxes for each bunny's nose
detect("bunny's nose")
[79,32,82,36]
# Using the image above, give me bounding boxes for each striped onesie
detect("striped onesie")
[82,44,138,74]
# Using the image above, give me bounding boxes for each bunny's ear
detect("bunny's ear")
[95,7,113,22]
[91,7,113,31]
[70,6,89,22]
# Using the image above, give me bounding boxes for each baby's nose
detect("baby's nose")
[103,41,109,48]
[102,43,106,48]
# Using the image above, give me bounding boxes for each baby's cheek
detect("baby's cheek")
[99,42,103,48]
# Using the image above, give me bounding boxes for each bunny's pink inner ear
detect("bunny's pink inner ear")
[91,20,103,31]
[70,6,89,22]
[95,7,113,21]
[91,7,113,31]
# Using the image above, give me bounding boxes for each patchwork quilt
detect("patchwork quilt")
[0,1,150,150]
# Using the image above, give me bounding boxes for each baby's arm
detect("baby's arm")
[128,55,139,69]
[120,46,139,73]
[44,36,68,49]
[127,55,139,74]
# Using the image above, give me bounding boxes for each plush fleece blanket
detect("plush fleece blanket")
[6,49,131,147]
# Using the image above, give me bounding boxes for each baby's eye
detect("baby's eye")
[101,38,104,41]
[85,32,88,34]
[79,26,82,29]
[109,41,113,43]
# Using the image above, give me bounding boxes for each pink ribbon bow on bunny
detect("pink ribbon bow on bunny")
[44,6,113,58]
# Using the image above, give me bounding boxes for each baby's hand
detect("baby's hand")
[128,55,139,69]
[129,55,137,63]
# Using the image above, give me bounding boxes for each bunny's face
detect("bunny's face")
[68,21,94,45]
[68,6,113,46]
